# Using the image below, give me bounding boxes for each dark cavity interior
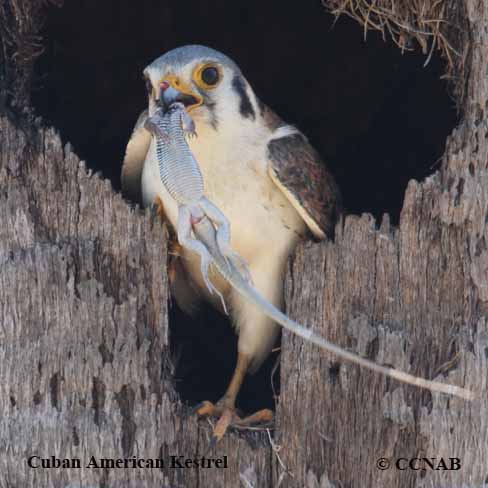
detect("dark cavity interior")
[32,0,458,414]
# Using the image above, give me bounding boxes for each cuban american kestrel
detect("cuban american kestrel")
[121,45,341,442]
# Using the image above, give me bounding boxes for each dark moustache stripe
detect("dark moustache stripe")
[231,75,255,120]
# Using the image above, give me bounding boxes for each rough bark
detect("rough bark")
[277,1,488,486]
[0,120,271,487]
[1,1,488,487]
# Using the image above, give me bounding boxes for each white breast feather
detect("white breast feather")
[141,109,307,370]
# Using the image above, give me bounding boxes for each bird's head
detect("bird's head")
[143,45,260,132]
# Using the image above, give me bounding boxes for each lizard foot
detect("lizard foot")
[213,242,253,284]
[144,116,170,141]
[226,251,253,284]
[184,128,198,139]
[200,269,229,315]
[194,401,273,446]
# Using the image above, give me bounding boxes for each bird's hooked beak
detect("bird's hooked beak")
[158,75,203,112]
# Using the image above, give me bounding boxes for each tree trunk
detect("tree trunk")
[1,1,487,487]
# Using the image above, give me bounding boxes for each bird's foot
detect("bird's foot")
[194,401,273,446]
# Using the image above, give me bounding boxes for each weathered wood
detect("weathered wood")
[275,1,488,485]
[0,119,271,487]
[1,1,488,487]
[277,208,487,487]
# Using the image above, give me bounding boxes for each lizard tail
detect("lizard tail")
[193,220,474,401]
[234,281,474,400]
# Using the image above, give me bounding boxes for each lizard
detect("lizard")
[145,101,251,314]
[143,101,474,405]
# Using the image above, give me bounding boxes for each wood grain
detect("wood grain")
[1,1,488,486]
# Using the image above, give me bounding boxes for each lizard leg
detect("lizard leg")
[198,198,252,283]
[144,112,170,141]
[194,352,273,445]
[177,206,226,308]
[179,109,197,138]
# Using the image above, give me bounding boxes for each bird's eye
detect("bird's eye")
[194,64,221,89]
[201,66,219,86]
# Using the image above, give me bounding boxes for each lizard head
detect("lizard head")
[143,45,261,133]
